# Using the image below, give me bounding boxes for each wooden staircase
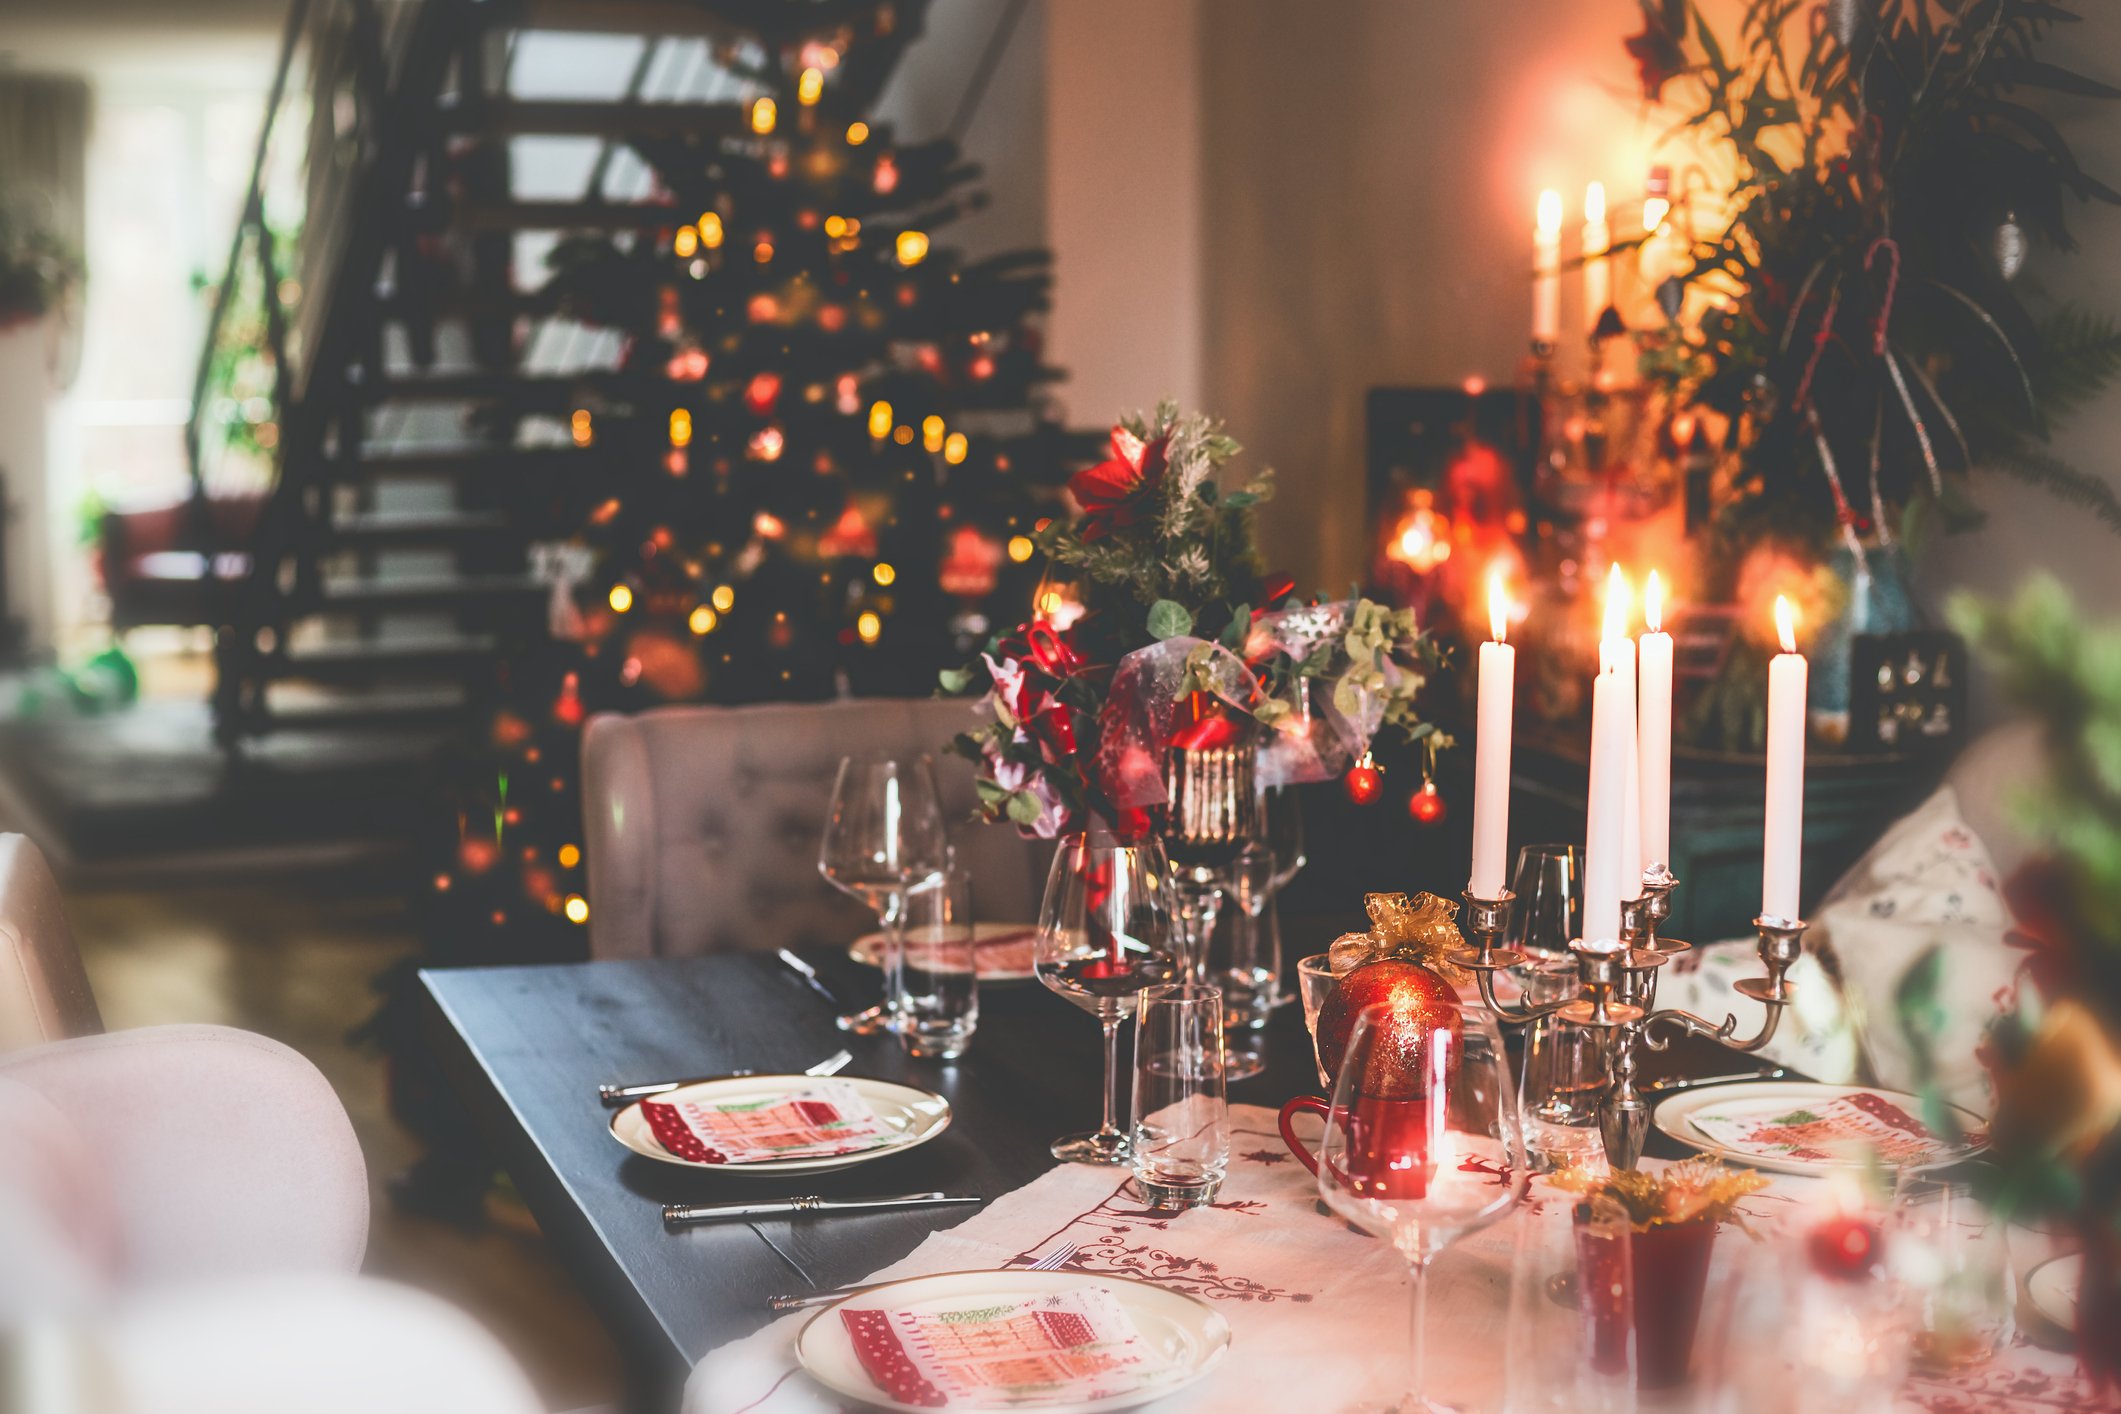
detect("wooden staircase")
[195,0,874,747]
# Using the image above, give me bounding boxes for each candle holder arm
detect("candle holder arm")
[1636,915,1805,1055]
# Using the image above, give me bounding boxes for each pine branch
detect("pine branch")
[1989,446,2121,532]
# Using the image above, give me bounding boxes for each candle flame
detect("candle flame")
[1583,181,1606,225]
[1602,563,1631,642]
[1644,569,1664,634]
[1536,188,1562,236]
[1488,568,1509,644]
[1775,594,1797,654]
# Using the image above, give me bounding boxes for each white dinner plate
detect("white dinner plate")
[849,921,1040,984]
[795,1269,1231,1413]
[608,1074,950,1176]
[1651,1080,1985,1176]
[2027,1252,2081,1335]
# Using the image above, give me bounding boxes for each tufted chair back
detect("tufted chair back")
[582,698,1054,959]
[0,833,101,1053]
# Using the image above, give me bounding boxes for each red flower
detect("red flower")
[1069,426,1169,542]
[1624,11,1687,101]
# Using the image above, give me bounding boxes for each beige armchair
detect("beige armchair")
[581,698,1052,960]
[0,834,100,1052]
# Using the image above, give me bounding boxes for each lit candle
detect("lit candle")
[1763,596,1807,921]
[1533,188,1562,348]
[1584,570,1634,944]
[1583,181,1610,333]
[1469,569,1516,898]
[1598,566,1643,900]
[1639,570,1674,875]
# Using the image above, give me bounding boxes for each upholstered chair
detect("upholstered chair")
[1941,717,2043,880]
[0,834,101,1052]
[581,698,1053,960]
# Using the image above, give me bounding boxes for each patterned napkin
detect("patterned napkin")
[1684,1090,1959,1166]
[843,1285,1172,1408]
[641,1080,893,1165]
[972,929,1037,976]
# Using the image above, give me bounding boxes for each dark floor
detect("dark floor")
[71,868,623,1408]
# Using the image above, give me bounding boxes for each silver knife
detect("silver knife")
[1640,1065,1791,1096]
[599,1048,852,1106]
[663,1192,983,1228]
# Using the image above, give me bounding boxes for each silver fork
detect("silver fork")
[598,1048,853,1107]
[765,1240,1079,1312]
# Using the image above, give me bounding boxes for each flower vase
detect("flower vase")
[1575,1209,1720,1390]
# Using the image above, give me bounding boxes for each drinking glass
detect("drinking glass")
[1503,1196,1637,1412]
[895,868,978,1059]
[1131,983,1229,1210]
[1890,1173,2015,1373]
[819,757,951,1033]
[1508,844,1582,959]
[1213,845,1279,1082]
[1034,834,1178,1164]
[1519,958,1607,1171]
[1315,1001,1526,1411]
[1296,953,1337,1086]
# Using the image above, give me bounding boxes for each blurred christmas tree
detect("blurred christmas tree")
[419,0,1080,965]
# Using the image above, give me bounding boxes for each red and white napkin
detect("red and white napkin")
[641,1080,893,1165]
[842,1286,1171,1408]
[1685,1090,1968,1166]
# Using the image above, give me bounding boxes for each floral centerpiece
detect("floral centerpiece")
[941,402,1446,839]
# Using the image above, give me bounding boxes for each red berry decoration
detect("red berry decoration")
[1344,756,1384,805]
[1313,892,1466,1089]
[1408,777,1446,824]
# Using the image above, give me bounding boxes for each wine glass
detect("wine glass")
[1507,843,1582,960]
[1316,1000,1526,1411]
[1260,781,1307,893]
[819,757,951,1033]
[1034,833,1178,1164]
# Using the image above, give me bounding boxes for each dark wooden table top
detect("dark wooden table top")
[420,941,1769,1404]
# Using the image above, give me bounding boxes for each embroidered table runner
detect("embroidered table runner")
[684,1104,2094,1412]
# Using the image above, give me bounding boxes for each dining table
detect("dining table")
[418,924,1777,1411]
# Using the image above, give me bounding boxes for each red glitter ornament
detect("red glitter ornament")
[1316,957,1460,1092]
[1408,777,1446,824]
[1344,757,1384,805]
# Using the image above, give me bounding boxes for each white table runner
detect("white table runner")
[684,1104,2095,1413]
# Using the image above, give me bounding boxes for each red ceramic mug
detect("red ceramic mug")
[1278,1093,1439,1199]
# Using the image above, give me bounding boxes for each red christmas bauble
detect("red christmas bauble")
[1806,1213,1885,1282]
[1315,957,1461,1093]
[1344,763,1384,805]
[1408,780,1446,824]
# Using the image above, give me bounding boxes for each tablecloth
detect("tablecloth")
[684,1105,2102,1413]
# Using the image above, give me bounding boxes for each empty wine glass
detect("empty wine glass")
[1316,1001,1526,1411]
[1508,843,1582,959]
[1034,833,1178,1164]
[819,757,951,1034]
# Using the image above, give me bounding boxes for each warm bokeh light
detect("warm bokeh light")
[1583,180,1606,225]
[846,120,869,144]
[697,212,724,249]
[750,96,776,134]
[754,511,787,539]
[557,844,581,869]
[893,425,915,445]
[797,67,824,105]
[1643,195,1671,232]
[872,562,896,586]
[1386,493,1451,573]
[1645,569,1665,633]
[563,895,590,925]
[1488,567,1509,644]
[673,225,699,258]
[1776,595,1798,654]
[1603,563,1632,642]
[943,432,968,465]
[688,605,719,635]
[868,400,892,439]
[668,408,692,447]
[570,409,593,446]
[896,230,930,266]
[1536,188,1562,236]
[922,414,945,452]
[856,611,883,644]
[608,584,633,613]
[711,584,735,612]
[1007,535,1035,563]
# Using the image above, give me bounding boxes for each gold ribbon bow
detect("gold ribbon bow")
[1327,891,1464,977]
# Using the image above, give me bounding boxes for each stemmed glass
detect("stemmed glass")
[1034,833,1178,1164]
[1316,1001,1526,1411]
[818,757,951,1034]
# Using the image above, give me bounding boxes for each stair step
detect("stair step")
[318,574,546,614]
[272,636,499,684]
[260,685,472,734]
[441,97,747,140]
[451,200,681,233]
[355,443,601,479]
[323,510,514,546]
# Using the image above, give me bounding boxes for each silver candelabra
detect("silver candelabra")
[1451,869,1803,1170]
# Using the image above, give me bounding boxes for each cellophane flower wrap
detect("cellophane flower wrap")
[941,402,1449,839]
